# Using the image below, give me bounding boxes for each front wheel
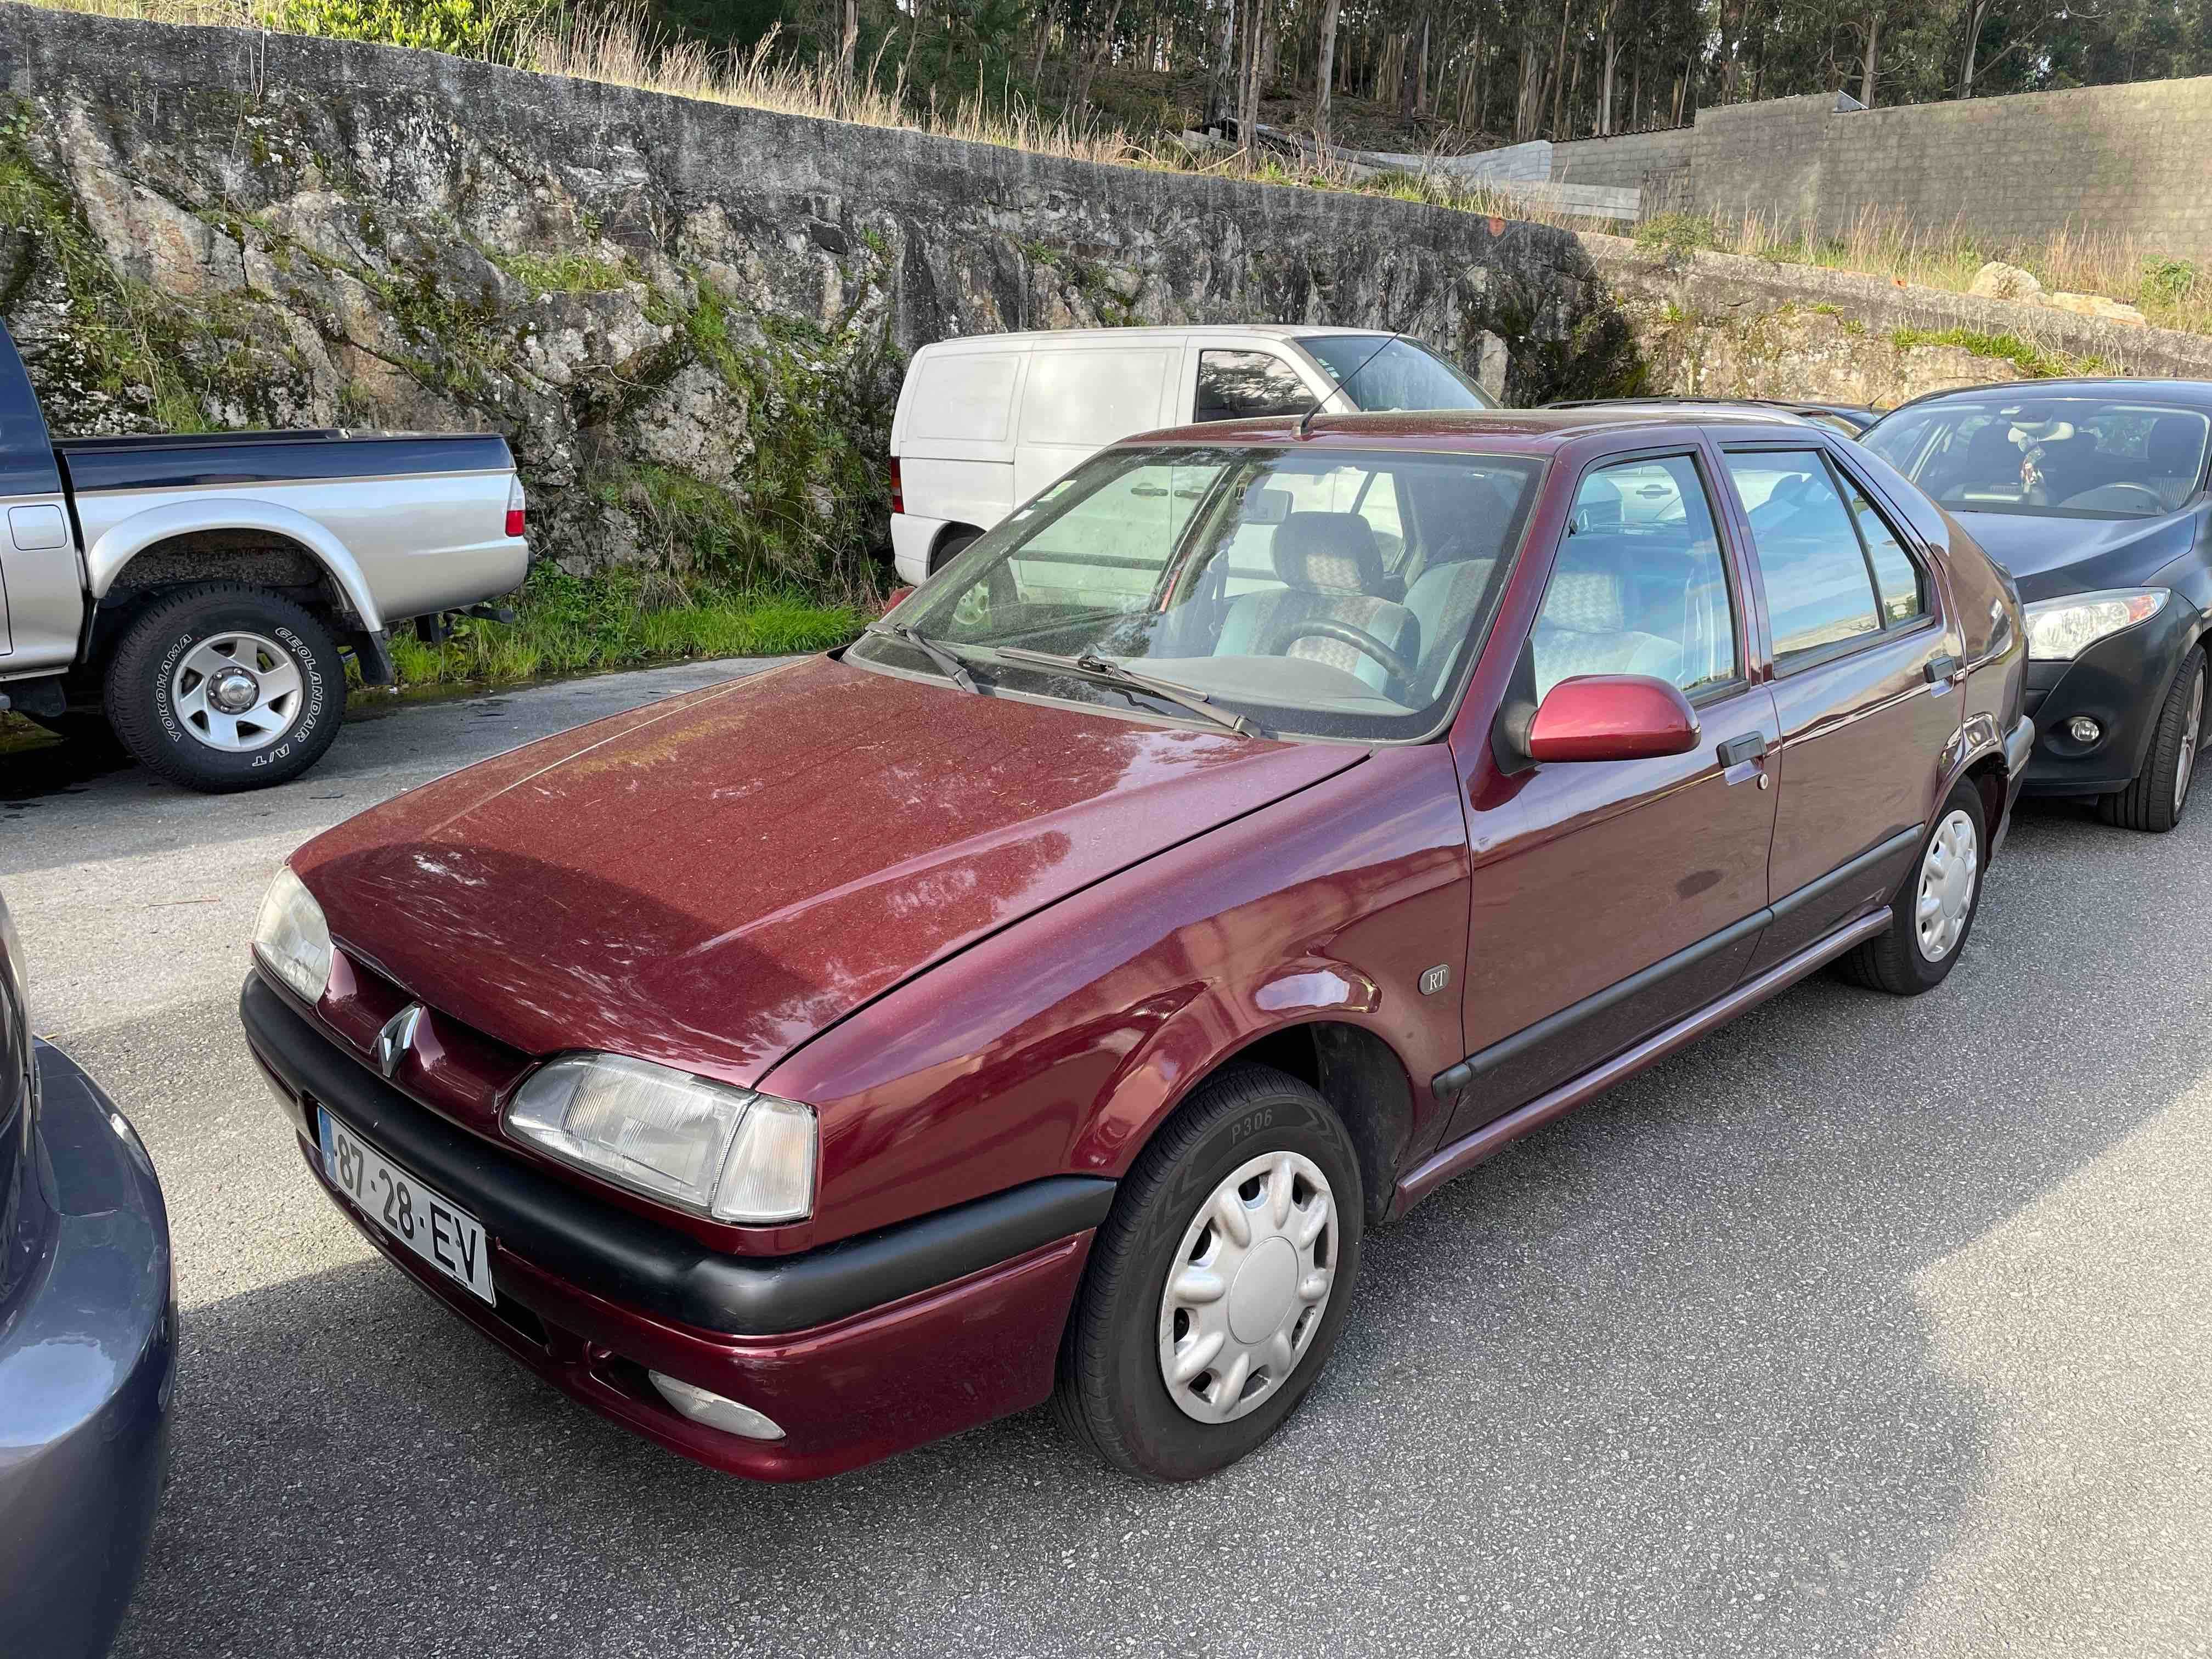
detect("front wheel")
[103,583,345,793]
[1840,776,1987,996]
[1054,1064,1364,1481]
[2098,648,2205,833]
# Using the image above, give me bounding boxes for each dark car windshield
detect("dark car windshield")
[1864,396,2211,518]
[859,443,1541,742]
[1299,336,1497,412]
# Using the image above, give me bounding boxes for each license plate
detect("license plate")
[319,1108,495,1305]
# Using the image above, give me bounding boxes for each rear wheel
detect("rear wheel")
[2097,648,2205,833]
[103,583,344,793]
[1840,776,1986,996]
[1054,1064,1363,1481]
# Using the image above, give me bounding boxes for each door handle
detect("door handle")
[1925,652,1963,684]
[1716,732,1767,767]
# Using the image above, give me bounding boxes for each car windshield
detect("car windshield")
[861,444,1542,742]
[1298,336,1497,411]
[1863,396,2211,518]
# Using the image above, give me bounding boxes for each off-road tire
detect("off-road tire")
[103,583,343,793]
[2097,648,2206,833]
[1054,1064,1364,1482]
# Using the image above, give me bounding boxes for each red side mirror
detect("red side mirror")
[1525,674,1701,763]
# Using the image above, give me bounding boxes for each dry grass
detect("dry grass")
[1645,204,2212,337]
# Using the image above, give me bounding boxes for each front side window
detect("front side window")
[1725,450,1893,663]
[1864,397,2211,517]
[1195,351,1316,422]
[1296,336,1497,413]
[865,444,1543,741]
[1533,455,1739,698]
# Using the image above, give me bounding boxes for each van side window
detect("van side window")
[1195,351,1317,423]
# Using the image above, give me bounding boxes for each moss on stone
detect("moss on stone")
[1890,326,2103,378]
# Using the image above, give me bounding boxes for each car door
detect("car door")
[0,361,82,669]
[1716,443,1957,971]
[1447,447,1781,1132]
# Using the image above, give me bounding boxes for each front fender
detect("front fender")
[759,744,1475,1251]
[85,496,382,630]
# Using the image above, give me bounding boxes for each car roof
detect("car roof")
[1124,405,1822,453]
[1882,379,2212,416]
[1552,395,1875,419]
[914,324,1387,351]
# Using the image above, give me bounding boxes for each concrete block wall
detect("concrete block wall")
[1548,127,1695,208]
[1542,76,2212,258]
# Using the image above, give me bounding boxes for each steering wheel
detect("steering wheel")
[1261,615,1418,693]
[2059,482,2168,512]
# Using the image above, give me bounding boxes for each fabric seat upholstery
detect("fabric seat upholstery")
[1404,558,1497,702]
[1216,512,1420,694]
[1531,563,1682,696]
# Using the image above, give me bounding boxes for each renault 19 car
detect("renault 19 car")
[242,408,2031,1483]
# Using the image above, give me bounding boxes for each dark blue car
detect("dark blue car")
[0,889,174,1658]
[1865,381,2212,832]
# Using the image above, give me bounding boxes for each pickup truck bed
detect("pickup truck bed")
[0,319,528,791]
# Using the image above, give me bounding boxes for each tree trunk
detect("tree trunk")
[1549,0,1572,138]
[1859,5,1881,104]
[1600,27,1617,134]
[1957,0,1989,96]
[838,0,858,80]
[1315,0,1340,150]
[1207,0,1238,129]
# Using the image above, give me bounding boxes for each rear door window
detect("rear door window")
[1724,450,1883,664]
[904,353,1019,443]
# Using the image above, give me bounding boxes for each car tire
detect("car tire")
[2097,648,2205,833]
[1053,1063,1364,1482]
[1839,776,1987,996]
[103,583,345,793]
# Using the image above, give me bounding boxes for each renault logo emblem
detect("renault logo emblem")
[375,1004,424,1080]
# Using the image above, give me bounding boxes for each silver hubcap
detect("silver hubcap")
[1915,808,1979,962]
[2176,668,2204,811]
[170,631,302,752]
[1156,1151,1337,1425]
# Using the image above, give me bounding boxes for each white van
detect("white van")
[888,325,1498,585]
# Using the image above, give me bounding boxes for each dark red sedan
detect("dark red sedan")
[242,409,2032,1483]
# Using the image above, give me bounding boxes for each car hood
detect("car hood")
[292,656,1363,1086]
[1955,506,2199,598]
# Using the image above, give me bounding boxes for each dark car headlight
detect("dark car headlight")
[2022,588,2169,661]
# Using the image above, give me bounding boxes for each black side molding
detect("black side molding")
[240,973,1115,1336]
[1431,825,1923,1100]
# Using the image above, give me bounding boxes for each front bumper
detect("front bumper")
[0,1043,176,1659]
[2020,600,2199,796]
[240,972,1110,1481]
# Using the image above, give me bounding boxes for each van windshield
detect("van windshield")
[1299,336,1496,412]
[856,443,1542,742]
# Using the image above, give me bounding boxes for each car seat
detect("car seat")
[1215,512,1420,695]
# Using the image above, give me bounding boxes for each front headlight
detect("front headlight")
[253,865,334,1005]
[2023,588,2170,661]
[504,1053,816,1223]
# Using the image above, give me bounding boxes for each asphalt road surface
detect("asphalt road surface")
[7,665,2210,1659]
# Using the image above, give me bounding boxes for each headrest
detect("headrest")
[1272,511,1384,594]
[2149,416,2202,473]
[1543,567,1627,634]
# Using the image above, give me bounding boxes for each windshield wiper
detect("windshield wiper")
[866,622,982,693]
[995,647,1259,738]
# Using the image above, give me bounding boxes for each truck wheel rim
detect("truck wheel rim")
[170,631,301,753]
[2177,665,2204,812]
[1914,808,1978,963]
[1156,1150,1337,1425]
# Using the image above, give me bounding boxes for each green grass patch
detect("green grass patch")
[365,569,866,692]
[1889,326,2102,379]
[493,249,634,294]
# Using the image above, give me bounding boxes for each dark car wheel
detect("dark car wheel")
[1841,776,1987,996]
[103,583,344,793]
[2098,648,2205,834]
[1054,1064,1364,1482]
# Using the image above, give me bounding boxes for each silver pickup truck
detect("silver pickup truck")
[0,320,528,791]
